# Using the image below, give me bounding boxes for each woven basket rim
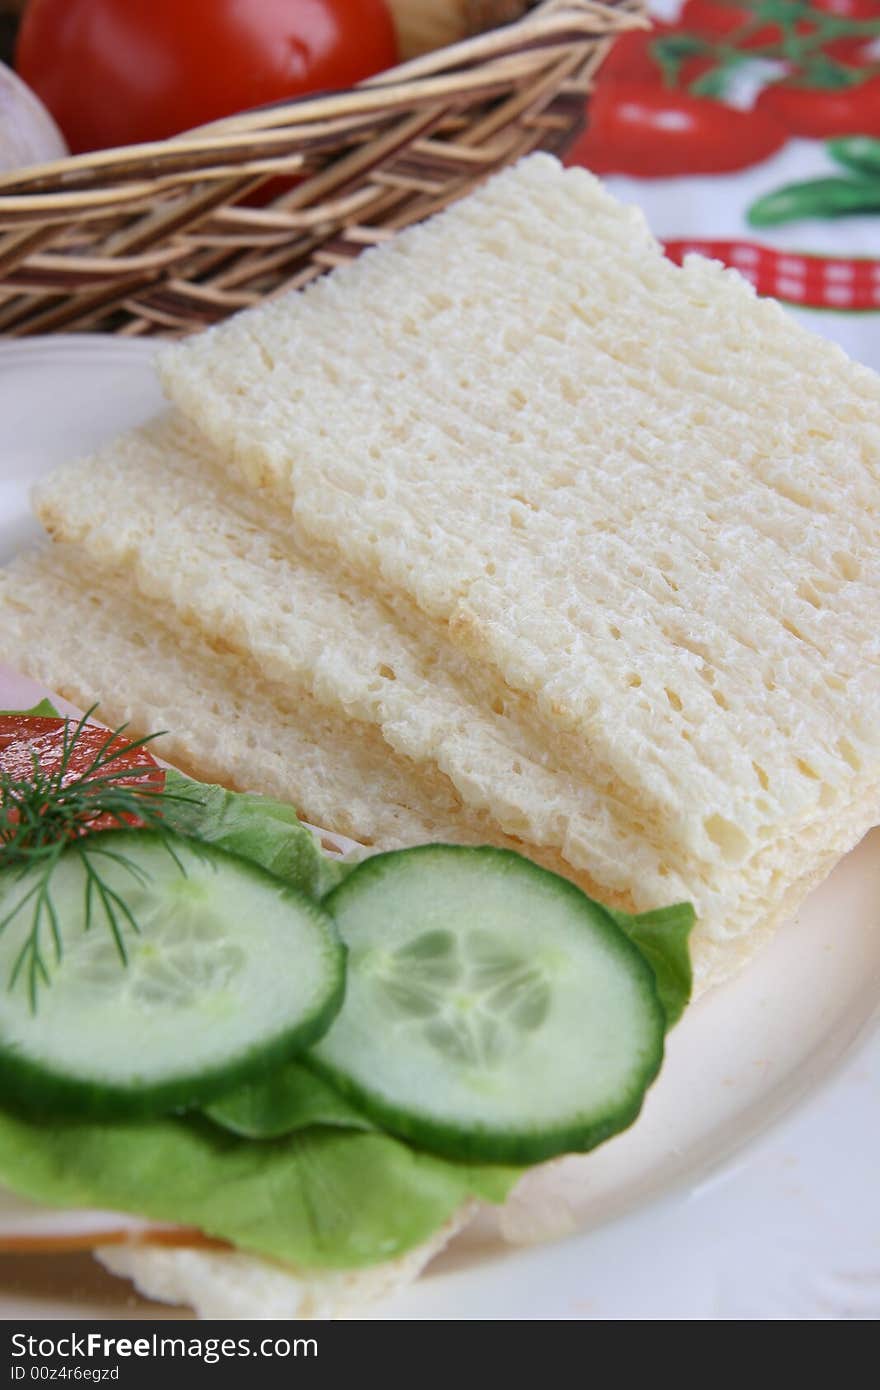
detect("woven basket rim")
[0,0,647,198]
[0,0,646,336]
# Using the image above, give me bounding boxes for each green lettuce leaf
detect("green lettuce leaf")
[0,1105,517,1270]
[0,699,62,718]
[204,1060,376,1139]
[603,902,695,1029]
[160,768,349,899]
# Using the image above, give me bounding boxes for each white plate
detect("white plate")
[0,336,878,1321]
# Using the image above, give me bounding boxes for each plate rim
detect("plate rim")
[0,334,158,363]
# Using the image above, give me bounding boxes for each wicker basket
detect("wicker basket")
[0,0,644,338]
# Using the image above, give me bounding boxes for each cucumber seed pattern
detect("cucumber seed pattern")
[377,928,551,1067]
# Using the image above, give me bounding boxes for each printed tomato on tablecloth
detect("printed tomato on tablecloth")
[567,0,880,352]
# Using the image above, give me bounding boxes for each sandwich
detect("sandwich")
[0,153,877,1317]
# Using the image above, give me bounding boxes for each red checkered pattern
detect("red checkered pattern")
[664,239,880,312]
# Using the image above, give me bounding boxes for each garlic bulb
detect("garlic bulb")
[0,59,67,173]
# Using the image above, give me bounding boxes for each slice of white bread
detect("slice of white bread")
[96,1206,470,1321]
[159,152,880,986]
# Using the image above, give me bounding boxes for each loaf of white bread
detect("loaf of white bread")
[2,153,879,1318]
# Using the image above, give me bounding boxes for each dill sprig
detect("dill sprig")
[0,708,180,1011]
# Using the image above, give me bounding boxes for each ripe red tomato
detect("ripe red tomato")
[757,72,880,135]
[566,80,787,176]
[16,0,398,154]
[0,716,163,832]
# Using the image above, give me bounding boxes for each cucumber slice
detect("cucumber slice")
[0,831,345,1117]
[312,846,666,1164]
